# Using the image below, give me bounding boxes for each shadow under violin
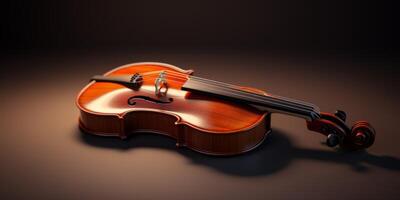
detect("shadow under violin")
[77,128,400,176]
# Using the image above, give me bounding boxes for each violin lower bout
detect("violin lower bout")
[79,110,271,155]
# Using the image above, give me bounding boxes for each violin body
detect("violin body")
[77,62,376,155]
[77,63,271,155]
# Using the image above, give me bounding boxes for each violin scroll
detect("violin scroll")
[307,111,375,150]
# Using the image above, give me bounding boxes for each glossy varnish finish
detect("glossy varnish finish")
[77,62,271,155]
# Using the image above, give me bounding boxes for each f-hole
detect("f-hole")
[128,95,173,105]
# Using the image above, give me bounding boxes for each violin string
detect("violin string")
[189,76,317,112]
[192,76,318,109]
[143,71,318,114]
[141,71,318,114]
[98,72,318,118]
[102,69,317,117]
[141,72,318,116]
[143,70,318,111]
[184,79,319,118]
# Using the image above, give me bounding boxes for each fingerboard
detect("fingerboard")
[182,76,320,121]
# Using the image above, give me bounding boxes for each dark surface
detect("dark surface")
[0,50,399,200]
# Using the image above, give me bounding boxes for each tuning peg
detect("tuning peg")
[335,110,347,122]
[326,134,340,147]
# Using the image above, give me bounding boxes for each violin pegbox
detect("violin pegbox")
[307,110,376,150]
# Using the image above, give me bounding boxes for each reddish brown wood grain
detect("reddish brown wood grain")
[76,62,271,155]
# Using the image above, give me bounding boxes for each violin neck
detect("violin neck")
[182,76,321,121]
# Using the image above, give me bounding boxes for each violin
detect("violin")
[76,62,375,155]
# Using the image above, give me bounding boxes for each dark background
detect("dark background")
[1,1,399,200]
[1,0,398,55]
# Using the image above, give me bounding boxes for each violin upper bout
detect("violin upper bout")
[106,62,194,76]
